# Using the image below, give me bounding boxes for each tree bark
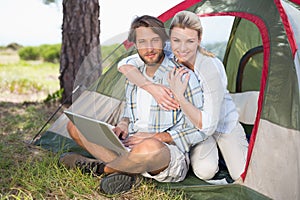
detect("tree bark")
[59,0,101,104]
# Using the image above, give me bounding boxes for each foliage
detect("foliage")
[18,44,61,63]
[42,0,57,4]
[6,43,23,51]
[18,46,40,61]
[44,88,63,103]
[39,44,61,63]
[16,43,120,64]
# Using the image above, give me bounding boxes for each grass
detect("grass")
[0,49,187,199]
[0,60,59,100]
[0,102,187,199]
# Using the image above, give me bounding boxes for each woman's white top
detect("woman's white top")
[194,52,239,135]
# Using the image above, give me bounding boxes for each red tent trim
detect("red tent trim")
[275,0,298,57]
[157,0,202,22]
[289,0,300,5]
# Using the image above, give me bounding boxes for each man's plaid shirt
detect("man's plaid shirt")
[121,55,207,153]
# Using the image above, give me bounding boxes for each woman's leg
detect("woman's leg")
[190,136,219,180]
[214,123,248,180]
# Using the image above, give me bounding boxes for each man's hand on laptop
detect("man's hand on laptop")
[122,132,154,148]
[113,120,129,140]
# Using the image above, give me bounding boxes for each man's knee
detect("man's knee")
[192,161,218,180]
[131,138,170,173]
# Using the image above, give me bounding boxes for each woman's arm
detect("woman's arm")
[168,68,203,129]
[118,54,179,110]
[168,59,225,136]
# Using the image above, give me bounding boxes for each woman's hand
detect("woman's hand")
[142,83,179,110]
[168,67,190,102]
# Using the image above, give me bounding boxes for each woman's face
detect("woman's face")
[170,27,200,66]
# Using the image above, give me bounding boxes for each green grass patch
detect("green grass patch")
[0,60,59,96]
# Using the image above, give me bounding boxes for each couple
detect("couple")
[59,11,248,194]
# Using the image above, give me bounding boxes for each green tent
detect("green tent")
[34,0,300,199]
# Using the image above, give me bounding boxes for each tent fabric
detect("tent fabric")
[224,18,263,93]
[245,119,300,200]
[230,92,259,125]
[34,0,300,199]
[45,90,125,141]
[157,172,271,200]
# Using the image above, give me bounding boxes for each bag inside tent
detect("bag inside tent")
[33,0,300,199]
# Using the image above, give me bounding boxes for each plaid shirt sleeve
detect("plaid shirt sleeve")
[167,70,207,153]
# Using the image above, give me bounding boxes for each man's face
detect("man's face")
[135,27,164,66]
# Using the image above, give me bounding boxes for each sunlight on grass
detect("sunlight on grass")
[0,61,59,95]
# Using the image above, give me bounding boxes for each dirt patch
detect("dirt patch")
[0,90,51,103]
[0,49,20,64]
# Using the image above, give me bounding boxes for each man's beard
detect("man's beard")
[139,51,164,66]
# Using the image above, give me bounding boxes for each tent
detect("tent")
[34,0,300,199]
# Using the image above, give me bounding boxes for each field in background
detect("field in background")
[0,49,60,102]
[0,43,122,103]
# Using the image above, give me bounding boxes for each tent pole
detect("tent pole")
[29,85,81,144]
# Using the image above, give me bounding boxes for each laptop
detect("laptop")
[64,110,128,155]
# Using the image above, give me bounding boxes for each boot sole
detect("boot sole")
[100,173,137,194]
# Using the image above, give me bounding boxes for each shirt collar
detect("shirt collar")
[152,56,173,82]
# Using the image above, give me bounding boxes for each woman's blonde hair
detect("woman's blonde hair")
[169,11,215,57]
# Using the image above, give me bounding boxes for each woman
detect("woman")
[118,11,248,181]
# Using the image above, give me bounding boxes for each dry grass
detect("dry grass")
[0,50,59,103]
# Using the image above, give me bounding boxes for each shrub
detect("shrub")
[39,44,61,63]
[18,46,40,60]
[44,88,63,103]
[18,44,61,62]
[6,43,22,50]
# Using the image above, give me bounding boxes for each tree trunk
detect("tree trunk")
[59,0,101,104]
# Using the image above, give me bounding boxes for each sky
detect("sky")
[0,0,233,46]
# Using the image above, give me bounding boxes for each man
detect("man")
[59,15,206,194]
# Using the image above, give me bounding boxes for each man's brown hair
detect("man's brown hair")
[128,15,168,45]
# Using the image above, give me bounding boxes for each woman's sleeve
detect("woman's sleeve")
[117,54,151,88]
[117,53,143,69]
[199,58,225,136]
